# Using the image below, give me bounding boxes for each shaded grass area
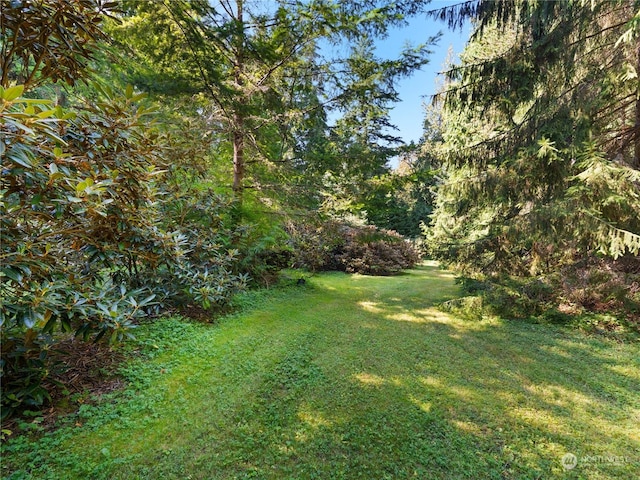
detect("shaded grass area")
[2,262,639,479]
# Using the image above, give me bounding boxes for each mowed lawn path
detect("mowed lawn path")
[3,263,639,479]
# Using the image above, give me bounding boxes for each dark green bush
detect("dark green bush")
[0,0,253,418]
[151,191,249,308]
[0,85,158,418]
[337,225,422,275]
[453,256,639,334]
[454,275,555,319]
[438,296,485,321]
[558,257,640,331]
[285,220,344,272]
[0,86,247,418]
[230,223,294,287]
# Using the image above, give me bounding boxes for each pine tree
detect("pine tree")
[108,0,436,217]
[427,0,640,274]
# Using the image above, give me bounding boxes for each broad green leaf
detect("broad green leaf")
[9,151,33,168]
[60,318,71,333]
[76,178,93,194]
[12,121,34,135]
[0,267,23,283]
[42,315,57,333]
[139,294,156,306]
[19,98,53,105]
[48,172,65,182]
[2,85,24,101]
[37,109,57,119]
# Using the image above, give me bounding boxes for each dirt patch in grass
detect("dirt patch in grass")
[46,337,126,398]
[171,303,218,322]
[3,338,127,434]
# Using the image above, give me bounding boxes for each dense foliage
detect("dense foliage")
[286,220,421,275]
[1,0,433,420]
[423,0,640,327]
[0,81,248,416]
[6,0,635,426]
[0,1,244,418]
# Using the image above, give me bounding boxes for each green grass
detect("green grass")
[2,262,639,479]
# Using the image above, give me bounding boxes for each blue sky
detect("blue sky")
[375,0,471,144]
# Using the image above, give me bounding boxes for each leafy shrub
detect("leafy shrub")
[231,223,293,287]
[1,0,163,417]
[337,225,422,275]
[0,86,247,418]
[438,296,485,321]
[153,192,249,308]
[453,256,640,334]
[0,0,248,421]
[285,220,344,272]
[0,281,155,420]
[286,220,421,275]
[558,257,640,331]
[0,84,164,418]
[454,275,555,320]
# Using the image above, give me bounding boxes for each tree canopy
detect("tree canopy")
[426,0,640,275]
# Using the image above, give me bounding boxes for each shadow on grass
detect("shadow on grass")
[222,269,639,479]
[4,265,638,480]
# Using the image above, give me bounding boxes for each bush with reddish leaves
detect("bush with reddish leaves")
[286,220,421,275]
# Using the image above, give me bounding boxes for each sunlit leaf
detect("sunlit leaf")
[2,85,24,101]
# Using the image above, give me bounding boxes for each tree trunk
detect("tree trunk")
[232,0,245,214]
[232,124,244,200]
[634,40,640,169]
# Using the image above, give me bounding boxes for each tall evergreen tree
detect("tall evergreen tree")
[321,34,432,217]
[427,0,640,274]
[108,0,436,215]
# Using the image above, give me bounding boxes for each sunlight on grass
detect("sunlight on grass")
[359,297,499,329]
[418,375,444,389]
[357,300,384,314]
[353,372,385,386]
[2,264,639,480]
[607,364,640,381]
[297,409,333,429]
[407,394,432,413]
[451,419,484,436]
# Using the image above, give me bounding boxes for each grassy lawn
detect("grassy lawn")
[2,262,639,479]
